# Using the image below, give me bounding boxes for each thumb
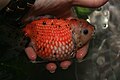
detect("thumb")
[72,0,108,8]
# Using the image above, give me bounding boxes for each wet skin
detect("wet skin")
[22,0,108,73]
[24,18,94,73]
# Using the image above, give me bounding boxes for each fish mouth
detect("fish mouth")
[87,22,96,36]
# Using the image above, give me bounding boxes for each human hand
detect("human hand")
[22,0,108,22]
[23,0,108,73]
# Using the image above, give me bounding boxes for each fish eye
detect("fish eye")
[81,29,88,35]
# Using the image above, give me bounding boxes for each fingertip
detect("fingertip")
[25,47,37,61]
[46,63,57,73]
[72,0,108,8]
[60,60,72,69]
[76,43,89,61]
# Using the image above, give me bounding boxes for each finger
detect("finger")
[76,42,89,62]
[22,9,73,23]
[25,47,37,61]
[46,63,57,73]
[22,0,73,22]
[60,60,72,69]
[72,0,108,8]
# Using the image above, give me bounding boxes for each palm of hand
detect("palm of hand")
[22,0,108,73]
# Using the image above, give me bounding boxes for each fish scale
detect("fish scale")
[23,18,94,61]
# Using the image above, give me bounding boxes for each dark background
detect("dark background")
[0,0,120,80]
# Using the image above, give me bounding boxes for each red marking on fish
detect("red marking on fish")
[23,18,94,61]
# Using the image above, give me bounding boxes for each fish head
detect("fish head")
[70,19,95,48]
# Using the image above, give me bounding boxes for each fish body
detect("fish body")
[23,18,94,61]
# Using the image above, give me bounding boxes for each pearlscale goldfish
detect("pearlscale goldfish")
[23,18,94,61]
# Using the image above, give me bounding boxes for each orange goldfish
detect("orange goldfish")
[23,18,94,61]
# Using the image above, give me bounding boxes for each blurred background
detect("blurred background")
[0,0,120,80]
